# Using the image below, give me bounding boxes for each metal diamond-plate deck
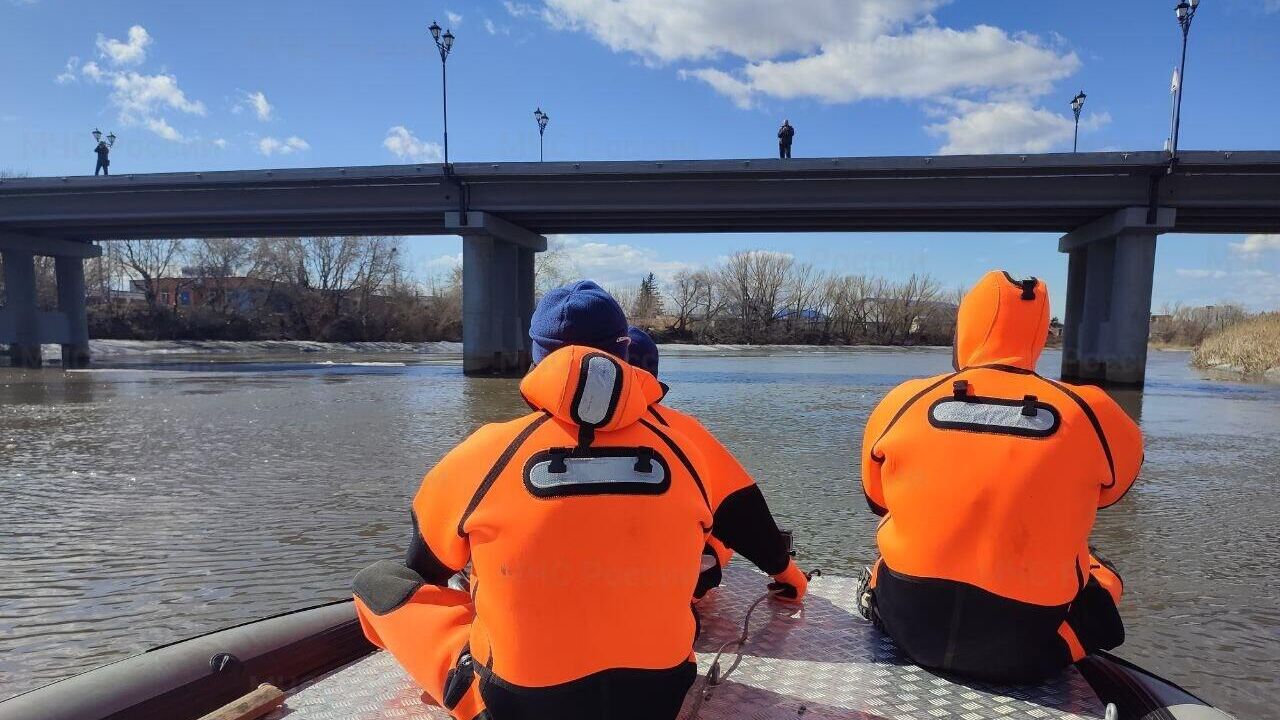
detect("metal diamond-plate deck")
[270,564,1105,720]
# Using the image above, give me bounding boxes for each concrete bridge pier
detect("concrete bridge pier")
[447,212,546,377]
[0,234,99,368]
[1059,207,1175,387]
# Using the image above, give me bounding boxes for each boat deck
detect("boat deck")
[269,564,1106,720]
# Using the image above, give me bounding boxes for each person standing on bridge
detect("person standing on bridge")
[93,133,115,176]
[856,270,1142,683]
[778,119,795,159]
[352,282,808,720]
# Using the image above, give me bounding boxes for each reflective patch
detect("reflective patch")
[525,450,671,498]
[929,397,1060,438]
[574,355,620,426]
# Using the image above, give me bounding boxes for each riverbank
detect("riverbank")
[1191,312,1280,380]
[18,339,950,363]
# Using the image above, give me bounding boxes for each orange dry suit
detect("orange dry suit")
[860,270,1142,683]
[646,389,808,602]
[353,346,716,720]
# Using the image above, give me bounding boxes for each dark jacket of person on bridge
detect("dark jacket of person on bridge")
[858,269,1141,683]
[94,142,111,176]
[626,326,809,602]
[353,282,807,720]
[778,120,795,159]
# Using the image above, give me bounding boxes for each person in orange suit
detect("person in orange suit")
[626,326,808,602]
[353,282,807,720]
[858,270,1141,683]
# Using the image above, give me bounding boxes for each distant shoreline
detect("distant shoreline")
[8,339,1199,360]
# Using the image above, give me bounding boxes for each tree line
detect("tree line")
[79,237,461,342]
[616,252,960,346]
[7,235,964,346]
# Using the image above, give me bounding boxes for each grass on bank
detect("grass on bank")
[1192,312,1280,376]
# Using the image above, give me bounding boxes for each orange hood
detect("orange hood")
[953,270,1050,372]
[520,345,664,431]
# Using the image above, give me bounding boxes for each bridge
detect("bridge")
[2,150,1279,384]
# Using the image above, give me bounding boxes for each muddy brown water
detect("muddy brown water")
[1,347,1277,718]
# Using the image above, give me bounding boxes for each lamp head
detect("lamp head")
[1176,2,1190,20]
[442,29,455,51]
[106,132,117,146]
[92,128,103,142]
[429,21,441,41]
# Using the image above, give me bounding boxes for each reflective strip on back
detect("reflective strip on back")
[929,398,1060,438]
[575,355,620,426]
[523,449,672,498]
[528,456,668,490]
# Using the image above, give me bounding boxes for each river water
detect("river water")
[1,346,1277,717]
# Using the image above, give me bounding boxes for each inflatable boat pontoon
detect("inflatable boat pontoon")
[0,563,1233,720]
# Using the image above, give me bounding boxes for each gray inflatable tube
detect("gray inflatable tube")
[0,599,372,720]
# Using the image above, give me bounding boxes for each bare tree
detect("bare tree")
[719,251,793,341]
[118,239,187,308]
[534,237,580,297]
[668,269,706,333]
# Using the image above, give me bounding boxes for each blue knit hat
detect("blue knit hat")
[627,326,659,377]
[530,280,629,364]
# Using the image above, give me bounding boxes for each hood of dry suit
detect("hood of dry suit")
[953,270,1051,372]
[519,345,664,431]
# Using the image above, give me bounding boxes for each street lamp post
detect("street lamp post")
[1070,91,1086,153]
[428,21,456,167]
[534,107,549,162]
[1170,0,1200,158]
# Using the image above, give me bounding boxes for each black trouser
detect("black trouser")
[870,563,1124,683]
[779,143,791,159]
[95,160,109,176]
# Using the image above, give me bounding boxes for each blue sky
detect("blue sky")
[3,0,1279,314]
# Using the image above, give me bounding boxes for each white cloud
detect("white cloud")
[81,64,207,141]
[544,0,939,64]
[55,56,80,84]
[144,117,182,141]
[484,18,509,35]
[212,138,228,149]
[96,25,152,66]
[422,252,463,277]
[550,235,693,288]
[383,126,443,163]
[927,100,1110,155]
[1176,269,1228,280]
[504,1,536,17]
[64,28,205,142]
[1230,234,1280,256]
[257,136,309,156]
[694,25,1076,106]
[544,1,1089,150]
[235,90,274,121]
[446,10,463,26]
[679,68,755,109]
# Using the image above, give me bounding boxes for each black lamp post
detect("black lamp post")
[1170,0,1200,158]
[428,21,456,166]
[1070,91,1086,153]
[534,107,549,162]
